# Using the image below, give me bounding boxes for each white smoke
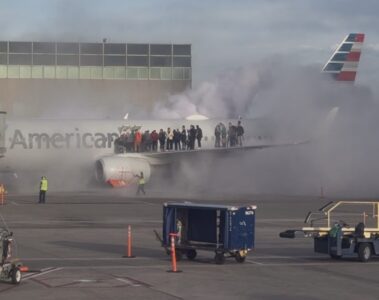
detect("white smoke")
[151,58,379,198]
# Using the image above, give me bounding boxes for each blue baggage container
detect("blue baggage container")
[160,202,257,264]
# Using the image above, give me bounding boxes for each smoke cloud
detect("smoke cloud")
[150,58,379,198]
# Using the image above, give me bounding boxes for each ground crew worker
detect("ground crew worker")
[135,172,146,195]
[39,176,48,204]
[0,184,6,205]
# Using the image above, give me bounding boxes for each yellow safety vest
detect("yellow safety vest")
[40,178,48,191]
[139,177,145,185]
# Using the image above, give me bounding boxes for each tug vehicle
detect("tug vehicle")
[280,201,379,262]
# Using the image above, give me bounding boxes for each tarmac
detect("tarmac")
[0,190,379,299]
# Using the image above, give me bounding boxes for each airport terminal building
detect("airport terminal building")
[0,41,191,117]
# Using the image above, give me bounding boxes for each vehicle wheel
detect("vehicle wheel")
[215,252,225,265]
[235,252,246,263]
[11,267,21,284]
[186,249,197,260]
[330,253,342,260]
[358,243,372,262]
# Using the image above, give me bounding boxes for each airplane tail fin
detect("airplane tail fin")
[322,33,365,82]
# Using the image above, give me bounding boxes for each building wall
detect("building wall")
[0,79,190,118]
[0,41,191,117]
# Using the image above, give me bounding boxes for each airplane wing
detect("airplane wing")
[97,140,309,188]
[141,140,309,164]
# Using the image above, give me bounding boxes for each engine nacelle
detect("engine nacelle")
[95,155,151,187]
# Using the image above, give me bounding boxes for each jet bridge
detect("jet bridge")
[0,111,6,158]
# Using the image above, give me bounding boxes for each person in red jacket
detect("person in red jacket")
[134,130,142,152]
[150,130,159,151]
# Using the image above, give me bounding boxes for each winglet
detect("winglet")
[322,33,365,82]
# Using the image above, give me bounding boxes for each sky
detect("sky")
[0,0,378,92]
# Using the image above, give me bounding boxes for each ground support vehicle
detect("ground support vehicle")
[155,202,256,264]
[0,228,23,284]
[280,201,379,262]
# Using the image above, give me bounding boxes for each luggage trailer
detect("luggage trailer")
[280,201,379,262]
[156,202,257,264]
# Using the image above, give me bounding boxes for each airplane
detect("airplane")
[0,33,365,189]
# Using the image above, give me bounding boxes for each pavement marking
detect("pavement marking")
[245,260,264,265]
[23,267,63,281]
[115,277,141,287]
[22,257,152,261]
[11,201,20,206]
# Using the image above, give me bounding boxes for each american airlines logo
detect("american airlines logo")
[9,129,119,149]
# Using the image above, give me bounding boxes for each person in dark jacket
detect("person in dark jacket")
[237,120,244,146]
[214,124,221,147]
[173,129,181,150]
[196,125,203,148]
[150,130,159,151]
[189,125,196,150]
[181,125,187,150]
[158,129,166,151]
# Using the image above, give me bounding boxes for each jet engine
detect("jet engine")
[95,155,151,187]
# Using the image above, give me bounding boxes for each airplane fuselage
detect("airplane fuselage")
[1,118,267,172]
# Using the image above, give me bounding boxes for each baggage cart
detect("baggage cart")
[156,202,256,264]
